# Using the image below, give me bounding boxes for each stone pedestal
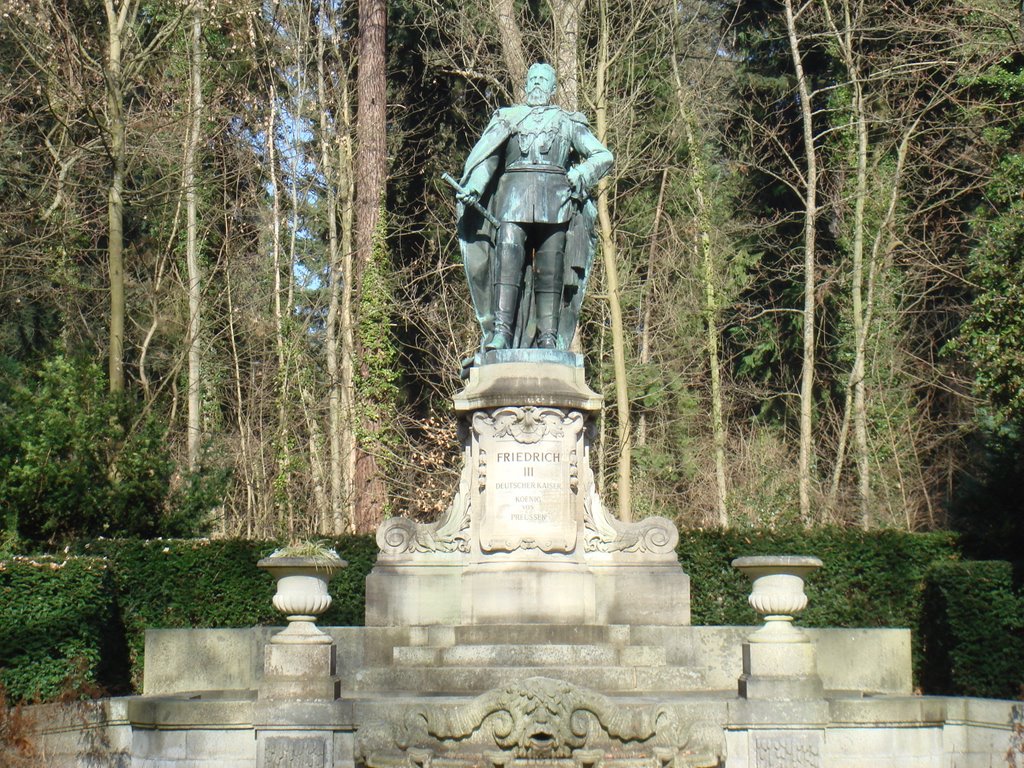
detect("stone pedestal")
[461,561,597,624]
[738,640,824,700]
[733,556,824,701]
[367,355,690,626]
[260,642,340,701]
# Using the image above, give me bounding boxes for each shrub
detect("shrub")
[679,527,958,625]
[919,559,1024,699]
[2,529,1017,703]
[71,537,378,689]
[0,356,178,543]
[678,527,960,681]
[0,556,129,703]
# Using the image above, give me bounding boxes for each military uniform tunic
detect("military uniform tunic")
[462,104,613,226]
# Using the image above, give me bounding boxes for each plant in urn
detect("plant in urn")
[258,541,347,645]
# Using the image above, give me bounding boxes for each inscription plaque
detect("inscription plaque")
[263,736,327,768]
[473,407,582,553]
[752,732,821,768]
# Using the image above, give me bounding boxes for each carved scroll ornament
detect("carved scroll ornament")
[472,406,581,445]
[376,460,472,554]
[356,677,722,768]
[582,487,679,555]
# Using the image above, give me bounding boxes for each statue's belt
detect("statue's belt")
[504,164,567,174]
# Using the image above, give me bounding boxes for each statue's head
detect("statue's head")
[525,63,557,106]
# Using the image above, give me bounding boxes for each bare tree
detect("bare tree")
[353,0,390,533]
[783,0,819,522]
[670,54,729,528]
[591,0,633,520]
[184,7,204,471]
[314,0,359,534]
[101,0,194,392]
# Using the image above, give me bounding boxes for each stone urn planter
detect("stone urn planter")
[731,555,822,643]
[258,548,347,645]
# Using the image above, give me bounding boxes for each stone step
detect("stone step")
[394,643,616,667]
[393,643,666,668]
[350,664,704,696]
[620,645,667,666]
[451,624,631,647]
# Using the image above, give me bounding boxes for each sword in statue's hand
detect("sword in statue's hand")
[442,172,500,228]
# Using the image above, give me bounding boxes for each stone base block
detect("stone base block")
[261,642,339,701]
[739,674,824,700]
[365,560,463,626]
[739,640,823,700]
[461,561,596,624]
[592,562,690,625]
[453,357,602,411]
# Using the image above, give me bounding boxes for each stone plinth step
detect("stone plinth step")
[393,643,666,668]
[620,645,667,666]
[351,664,703,696]
[394,643,617,667]
[450,624,631,647]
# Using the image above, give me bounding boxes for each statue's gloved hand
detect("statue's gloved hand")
[567,167,586,198]
[457,185,481,205]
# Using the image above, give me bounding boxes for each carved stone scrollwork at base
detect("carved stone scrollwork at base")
[376,458,472,555]
[356,677,723,768]
[582,484,679,555]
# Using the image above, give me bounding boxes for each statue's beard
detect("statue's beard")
[526,87,551,106]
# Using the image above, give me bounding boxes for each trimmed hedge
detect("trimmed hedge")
[0,529,1017,703]
[679,528,959,627]
[919,560,1024,699]
[677,528,961,681]
[70,537,379,690]
[0,556,129,702]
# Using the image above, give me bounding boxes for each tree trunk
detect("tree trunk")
[636,168,668,449]
[784,0,818,523]
[327,17,359,534]
[687,127,728,528]
[549,0,582,109]
[670,47,728,527]
[266,55,293,531]
[319,1,344,533]
[320,1,359,534]
[850,75,871,528]
[354,0,388,533]
[595,0,631,522]
[340,88,358,535]
[104,0,126,394]
[490,0,528,99]
[224,258,254,537]
[299,383,332,530]
[185,10,203,471]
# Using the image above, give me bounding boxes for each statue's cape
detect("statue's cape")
[457,107,598,350]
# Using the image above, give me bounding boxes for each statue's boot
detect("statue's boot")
[534,240,564,350]
[486,282,519,350]
[534,290,560,349]
[486,234,525,351]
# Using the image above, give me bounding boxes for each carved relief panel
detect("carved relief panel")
[356,677,723,768]
[752,732,822,768]
[472,406,585,554]
[260,736,328,768]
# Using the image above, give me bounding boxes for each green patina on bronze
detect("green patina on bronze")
[449,63,613,360]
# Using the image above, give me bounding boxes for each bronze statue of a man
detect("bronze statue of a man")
[453,63,613,353]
